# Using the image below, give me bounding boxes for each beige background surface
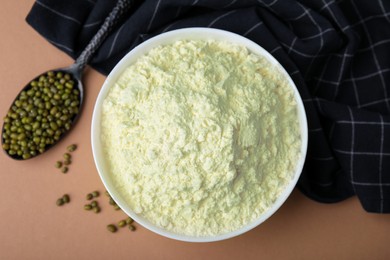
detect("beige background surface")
[1,1,390,259]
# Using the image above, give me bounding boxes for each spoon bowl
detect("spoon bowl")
[1,65,83,160]
[1,0,135,160]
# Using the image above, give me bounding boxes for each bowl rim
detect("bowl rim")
[91,27,308,242]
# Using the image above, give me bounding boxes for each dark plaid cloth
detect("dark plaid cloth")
[26,0,390,213]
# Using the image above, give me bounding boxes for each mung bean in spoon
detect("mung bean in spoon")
[1,0,135,160]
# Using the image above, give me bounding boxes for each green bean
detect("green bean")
[62,194,70,203]
[84,204,92,211]
[67,144,77,152]
[63,159,71,165]
[118,220,127,228]
[55,161,62,168]
[61,167,68,174]
[56,198,64,206]
[2,71,79,159]
[128,225,136,231]
[107,224,117,233]
[126,217,134,225]
[86,193,93,200]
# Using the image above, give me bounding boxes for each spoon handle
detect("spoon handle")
[73,0,135,73]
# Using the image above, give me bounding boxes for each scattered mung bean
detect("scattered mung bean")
[63,159,71,165]
[118,220,127,228]
[55,161,62,168]
[56,198,64,206]
[62,194,70,203]
[128,225,136,231]
[67,144,77,152]
[61,166,68,173]
[91,201,98,208]
[63,153,71,160]
[86,193,93,200]
[107,224,117,233]
[84,204,92,211]
[126,217,134,225]
[2,72,79,159]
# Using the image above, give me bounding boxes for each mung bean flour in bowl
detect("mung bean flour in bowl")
[91,28,308,242]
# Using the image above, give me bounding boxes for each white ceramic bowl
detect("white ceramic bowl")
[91,28,308,242]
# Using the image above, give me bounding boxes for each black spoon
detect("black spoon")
[1,0,135,160]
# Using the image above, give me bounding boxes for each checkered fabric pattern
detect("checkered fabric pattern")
[26,0,390,213]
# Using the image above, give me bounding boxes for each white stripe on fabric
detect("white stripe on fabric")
[222,0,238,9]
[345,68,390,81]
[287,37,298,54]
[208,10,237,27]
[270,46,282,53]
[243,22,263,36]
[352,181,390,186]
[358,98,390,109]
[47,39,73,53]
[36,0,81,25]
[379,0,390,23]
[350,67,361,107]
[315,97,325,114]
[337,120,390,125]
[313,77,338,85]
[301,28,335,41]
[289,8,308,21]
[322,0,346,30]
[302,2,325,79]
[280,42,317,58]
[334,150,390,156]
[313,68,390,84]
[333,53,354,57]
[162,21,179,33]
[322,0,348,100]
[302,2,324,52]
[351,0,390,111]
[262,0,278,7]
[175,6,182,18]
[191,0,200,6]
[315,182,334,187]
[342,12,390,31]
[348,107,355,188]
[107,23,125,59]
[147,0,162,32]
[314,98,336,141]
[313,55,332,95]
[379,115,385,213]
[83,20,102,28]
[319,0,336,12]
[290,70,299,75]
[357,39,390,53]
[303,98,316,103]
[328,122,336,141]
[310,156,334,161]
[334,51,347,99]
